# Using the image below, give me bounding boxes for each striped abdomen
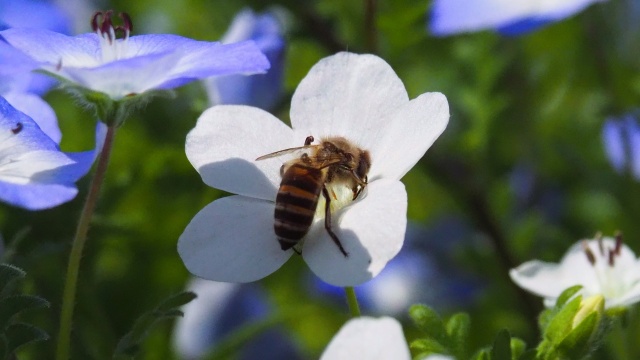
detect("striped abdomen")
[274,164,325,251]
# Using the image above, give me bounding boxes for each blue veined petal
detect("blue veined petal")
[205,9,286,110]
[429,0,606,36]
[0,0,72,35]
[0,28,271,100]
[0,96,99,210]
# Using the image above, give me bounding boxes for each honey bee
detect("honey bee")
[256,136,371,257]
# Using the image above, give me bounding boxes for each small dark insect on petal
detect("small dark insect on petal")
[11,122,23,134]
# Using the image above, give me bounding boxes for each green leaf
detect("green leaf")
[555,285,583,308]
[0,264,25,295]
[556,312,599,359]
[113,291,197,359]
[155,291,197,312]
[2,322,49,358]
[510,337,526,359]
[518,349,537,360]
[446,312,470,358]
[409,338,448,354]
[471,347,491,360]
[409,304,448,345]
[0,295,49,331]
[544,296,581,343]
[491,329,512,360]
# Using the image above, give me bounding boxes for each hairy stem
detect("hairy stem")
[56,125,117,360]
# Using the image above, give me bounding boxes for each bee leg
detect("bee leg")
[304,136,314,145]
[322,186,349,257]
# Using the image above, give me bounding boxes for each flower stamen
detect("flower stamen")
[11,123,23,135]
[91,10,133,64]
[583,241,596,265]
[614,231,623,255]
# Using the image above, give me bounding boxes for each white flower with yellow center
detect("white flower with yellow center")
[510,235,640,309]
[178,52,449,286]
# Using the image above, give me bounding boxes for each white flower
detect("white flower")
[510,236,640,309]
[320,317,411,360]
[178,52,449,286]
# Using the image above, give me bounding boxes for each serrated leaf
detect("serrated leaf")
[114,292,193,358]
[0,295,49,331]
[556,285,582,308]
[3,322,49,357]
[446,312,470,358]
[409,304,448,345]
[409,338,448,354]
[0,264,25,294]
[491,329,512,360]
[156,291,196,312]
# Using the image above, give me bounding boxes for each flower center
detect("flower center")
[91,10,133,64]
[582,233,631,300]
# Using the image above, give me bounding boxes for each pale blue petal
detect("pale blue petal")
[1,29,270,99]
[206,9,285,110]
[625,116,640,180]
[602,118,625,173]
[0,97,99,210]
[0,182,77,210]
[430,0,605,36]
[0,0,72,35]
[2,91,61,143]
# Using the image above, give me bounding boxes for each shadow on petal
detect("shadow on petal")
[303,224,374,287]
[198,157,278,201]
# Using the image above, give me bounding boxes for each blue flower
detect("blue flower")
[0,11,270,102]
[602,113,640,179]
[204,9,285,110]
[173,279,302,360]
[0,0,72,34]
[0,96,99,210]
[429,0,606,36]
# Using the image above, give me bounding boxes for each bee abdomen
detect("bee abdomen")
[274,165,323,250]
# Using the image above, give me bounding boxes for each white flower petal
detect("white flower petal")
[509,260,571,300]
[185,105,294,201]
[368,92,449,181]
[290,52,408,152]
[178,195,292,283]
[320,317,410,360]
[303,180,407,286]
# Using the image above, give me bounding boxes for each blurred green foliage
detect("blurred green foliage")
[2,0,640,358]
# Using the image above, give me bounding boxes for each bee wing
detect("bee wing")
[255,145,316,161]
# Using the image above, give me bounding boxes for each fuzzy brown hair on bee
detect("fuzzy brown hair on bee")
[256,135,371,257]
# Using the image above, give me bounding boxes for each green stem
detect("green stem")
[344,287,361,317]
[364,0,378,53]
[56,125,117,360]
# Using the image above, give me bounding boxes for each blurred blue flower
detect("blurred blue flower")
[312,219,481,317]
[0,0,72,34]
[173,278,301,360]
[204,8,285,111]
[0,11,270,102]
[429,0,606,36]
[0,96,99,210]
[602,113,640,179]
